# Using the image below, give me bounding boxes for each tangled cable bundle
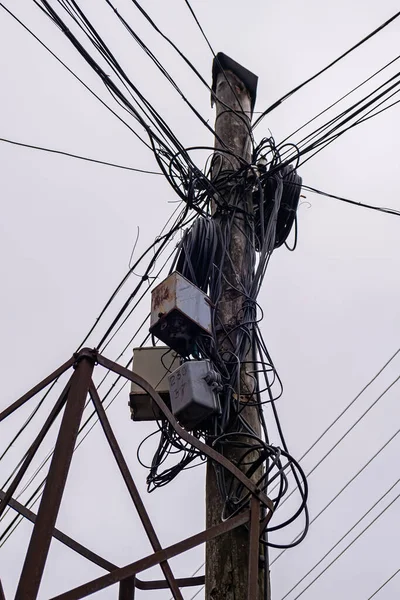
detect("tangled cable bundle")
[138,139,308,548]
[1,0,400,574]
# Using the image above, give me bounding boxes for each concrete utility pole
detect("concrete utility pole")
[206,56,268,600]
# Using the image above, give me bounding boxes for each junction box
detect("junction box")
[149,272,212,356]
[129,346,180,421]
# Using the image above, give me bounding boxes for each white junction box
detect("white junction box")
[168,360,220,430]
[149,272,212,356]
[129,346,180,421]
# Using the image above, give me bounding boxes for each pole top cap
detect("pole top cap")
[212,52,258,114]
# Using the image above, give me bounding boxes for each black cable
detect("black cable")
[272,426,400,565]
[302,184,400,217]
[103,0,222,144]
[276,70,400,169]
[367,568,400,599]
[287,481,400,600]
[0,3,151,148]
[280,53,400,145]
[253,9,400,127]
[0,136,161,174]
[2,0,311,554]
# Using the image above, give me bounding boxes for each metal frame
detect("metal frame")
[0,348,273,600]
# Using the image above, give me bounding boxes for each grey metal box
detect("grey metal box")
[129,346,180,421]
[168,360,219,430]
[149,272,212,356]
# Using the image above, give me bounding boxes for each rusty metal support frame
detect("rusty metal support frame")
[88,381,183,600]
[96,353,273,513]
[0,357,74,423]
[15,350,96,600]
[0,379,72,520]
[51,510,251,600]
[0,348,273,599]
[118,577,135,600]
[0,490,205,590]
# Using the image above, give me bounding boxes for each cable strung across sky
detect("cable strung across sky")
[253,9,400,126]
[272,425,400,566]
[288,484,400,599]
[367,569,400,599]
[1,5,399,597]
[0,136,162,174]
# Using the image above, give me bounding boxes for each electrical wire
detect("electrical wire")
[253,10,400,127]
[367,569,400,599]
[287,480,400,599]
[0,136,162,174]
[3,2,399,588]
[0,3,151,148]
[167,559,205,600]
[272,426,400,565]
[271,67,400,170]
[187,586,204,600]
[280,54,400,145]
[295,348,400,466]
[268,373,400,515]
[302,184,400,217]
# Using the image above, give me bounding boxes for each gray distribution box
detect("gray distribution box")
[149,272,212,356]
[168,360,219,430]
[129,346,180,421]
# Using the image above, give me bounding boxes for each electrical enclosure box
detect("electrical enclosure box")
[149,272,212,356]
[129,346,180,421]
[168,360,219,430]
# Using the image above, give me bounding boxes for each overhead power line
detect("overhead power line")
[302,184,400,217]
[288,480,400,599]
[266,352,400,510]
[0,3,150,148]
[280,53,400,144]
[272,425,400,565]
[0,137,161,174]
[305,375,400,479]
[253,9,400,126]
[297,349,400,465]
[367,569,400,599]
[171,353,400,587]
[275,69,400,169]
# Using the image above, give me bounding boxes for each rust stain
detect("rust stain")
[152,283,171,311]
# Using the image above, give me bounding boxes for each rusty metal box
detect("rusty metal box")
[149,272,212,356]
[129,346,180,421]
[168,360,219,430]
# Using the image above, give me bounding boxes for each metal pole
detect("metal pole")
[118,577,135,600]
[15,350,95,600]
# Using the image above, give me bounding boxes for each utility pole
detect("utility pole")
[206,56,269,600]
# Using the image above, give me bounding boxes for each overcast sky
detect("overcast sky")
[1,1,400,599]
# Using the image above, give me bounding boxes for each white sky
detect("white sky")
[1,1,400,599]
